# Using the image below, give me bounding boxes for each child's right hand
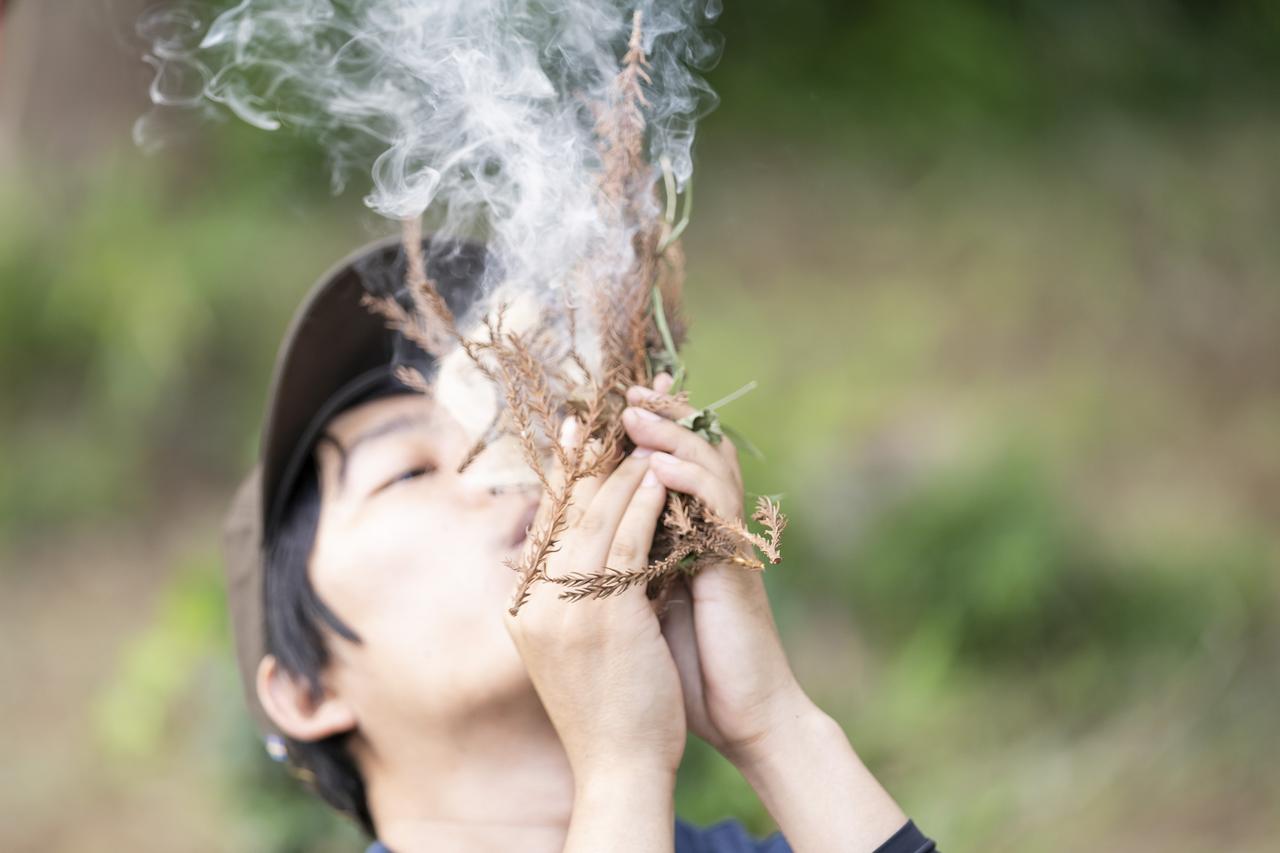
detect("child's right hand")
[503,419,686,793]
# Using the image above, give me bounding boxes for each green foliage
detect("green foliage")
[711,0,1280,143]
[676,738,774,835]
[88,548,363,851]
[834,451,1228,671]
[93,552,228,759]
[223,727,366,853]
[0,154,355,543]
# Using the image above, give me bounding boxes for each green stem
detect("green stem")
[661,155,678,225]
[650,284,685,391]
[706,379,758,412]
[658,174,693,254]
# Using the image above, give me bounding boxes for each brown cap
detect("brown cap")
[222,234,485,735]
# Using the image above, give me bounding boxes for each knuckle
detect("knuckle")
[673,427,699,451]
[608,537,641,564]
[575,510,605,536]
[623,450,652,470]
[661,467,693,492]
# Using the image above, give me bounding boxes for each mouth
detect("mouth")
[507,499,541,549]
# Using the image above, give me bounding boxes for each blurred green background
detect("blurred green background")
[2,1,1278,851]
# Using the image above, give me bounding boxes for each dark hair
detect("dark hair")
[263,453,375,838]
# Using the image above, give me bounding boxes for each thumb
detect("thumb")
[659,579,710,729]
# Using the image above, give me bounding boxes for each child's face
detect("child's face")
[308,392,543,736]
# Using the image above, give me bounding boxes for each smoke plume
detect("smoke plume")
[137,0,721,303]
[138,1,787,612]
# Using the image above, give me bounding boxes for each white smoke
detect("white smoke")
[137,0,722,302]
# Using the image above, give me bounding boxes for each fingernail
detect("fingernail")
[626,406,662,422]
[631,447,654,458]
[652,451,677,466]
[642,469,660,487]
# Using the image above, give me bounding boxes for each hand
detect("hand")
[624,380,909,853]
[504,418,687,788]
[622,376,814,769]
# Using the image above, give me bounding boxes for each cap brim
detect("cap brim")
[260,234,486,531]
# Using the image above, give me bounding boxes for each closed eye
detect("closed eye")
[375,464,438,494]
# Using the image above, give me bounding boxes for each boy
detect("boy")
[223,236,937,852]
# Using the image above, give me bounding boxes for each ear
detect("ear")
[256,655,357,742]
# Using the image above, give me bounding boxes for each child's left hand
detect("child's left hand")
[621,375,817,769]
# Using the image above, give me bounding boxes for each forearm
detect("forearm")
[564,766,676,853]
[734,698,907,853]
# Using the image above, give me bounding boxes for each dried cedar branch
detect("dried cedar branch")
[358,10,787,615]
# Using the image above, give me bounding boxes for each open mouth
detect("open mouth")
[508,500,541,549]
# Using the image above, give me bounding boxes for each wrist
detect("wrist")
[573,758,678,799]
[573,761,676,825]
[568,762,677,853]
[729,704,909,852]
[725,690,832,775]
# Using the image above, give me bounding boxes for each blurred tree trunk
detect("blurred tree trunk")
[0,0,154,166]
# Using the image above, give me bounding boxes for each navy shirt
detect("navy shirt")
[366,817,935,852]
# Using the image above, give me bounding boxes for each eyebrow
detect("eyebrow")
[319,413,432,493]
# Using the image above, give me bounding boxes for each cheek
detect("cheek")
[316,496,512,622]
[310,497,530,717]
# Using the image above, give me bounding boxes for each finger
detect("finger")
[658,578,711,732]
[604,462,669,603]
[625,384,741,476]
[621,406,739,489]
[546,415,581,493]
[532,417,598,536]
[560,419,613,525]
[550,447,654,577]
[648,451,742,521]
[626,383,694,418]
